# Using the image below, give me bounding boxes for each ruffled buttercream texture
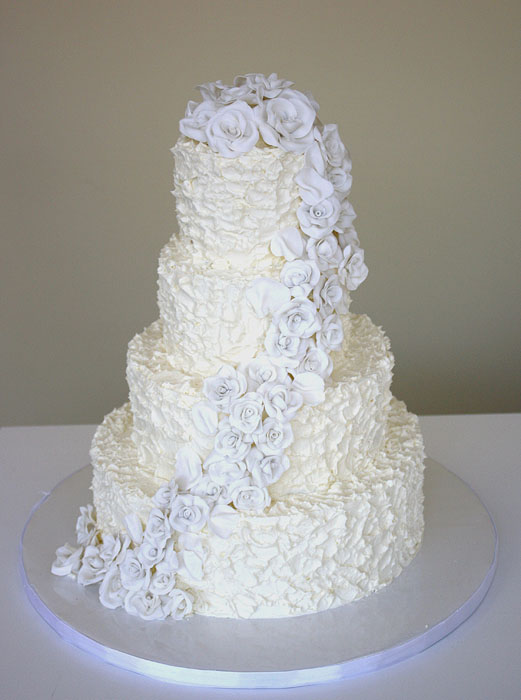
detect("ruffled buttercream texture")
[90,136,425,618]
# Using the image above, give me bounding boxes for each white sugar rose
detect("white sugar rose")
[306,234,343,271]
[206,102,259,158]
[234,72,294,102]
[328,165,352,201]
[255,88,316,153]
[317,313,344,352]
[169,494,210,533]
[298,341,333,378]
[250,454,290,488]
[179,100,218,142]
[119,550,151,592]
[99,533,128,566]
[292,372,326,406]
[295,166,334,205]
[152,480,178,510]
[175,446,203,491]
[255,417,293,455]
[164,588,193,620]
[76,504,98,547]
[214,419,251,460]
[258,382,303,422]
[52,542,83,577]
[265,324,309,368]
[317,123,347,167]
[149,569,176,597]
[144,508,171,545]
[203,450,247,485]
[270,226,305,261]
[338,226,360,249]
[191,474,227,503]
[297,195,341,239]
[274,298,321,338]
[99,564,126,610]
[197,80,226,102]
[137,540,165,568]
[124,590,165,621]
[313,273,349,314]
[280,259,321,298]
[203,364,247,412]
[335,199,357,231]
[240,355,290,391]
[231,483,271,512]
[339,245,368,291]
[229,392,264,436]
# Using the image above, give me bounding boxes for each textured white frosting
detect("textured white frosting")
[92,397,424,618]
[127,313,390,492]
[171,137,303,266]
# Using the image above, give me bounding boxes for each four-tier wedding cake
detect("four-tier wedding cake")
[52,74,425,621]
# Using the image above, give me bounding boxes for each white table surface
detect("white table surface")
[1,414,520,700]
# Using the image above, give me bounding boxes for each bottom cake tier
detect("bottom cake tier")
[92,397,424,619]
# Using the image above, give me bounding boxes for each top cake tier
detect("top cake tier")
[171,137,304,267]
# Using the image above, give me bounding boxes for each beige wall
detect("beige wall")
[2,0,520,425]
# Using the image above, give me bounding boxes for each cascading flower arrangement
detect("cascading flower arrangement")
[52,73,368,621]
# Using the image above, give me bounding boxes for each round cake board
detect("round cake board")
[20,458,497,689]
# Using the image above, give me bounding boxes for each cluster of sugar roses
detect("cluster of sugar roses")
[52,74,368,621]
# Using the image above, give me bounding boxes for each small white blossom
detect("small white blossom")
[280,259,320,298]
[124,589,165,621]
[298,342,333,378]
[149,569,177,597]
[203,365,247,412]
[51,542,83,577]
[274,299,321,339]
[317,313,344,352]
[152,480,178,510]
[313,273,349,314]
[231,483,271,512]
[203,451,247,486]
[205,102,259,158]
[297,195,341,239]
[255,417,294,455]
[144,508,171,545]
[214,419,251,460]
[169,494,210,534]
[119,550,151,592]
[258,382,303,422]
[76,504,98,547]
[179,100,218,142]
[228,392,264,436]
[164,588,193,620]
[250,454,290,488]
[317,123,347,167]
[240,355,290,391]
[265,324,309,368]
[254,88,316,153]
[306,234,343,271]
[99,564,126,610]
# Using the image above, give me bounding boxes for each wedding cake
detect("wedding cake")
[52,74,425,621]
